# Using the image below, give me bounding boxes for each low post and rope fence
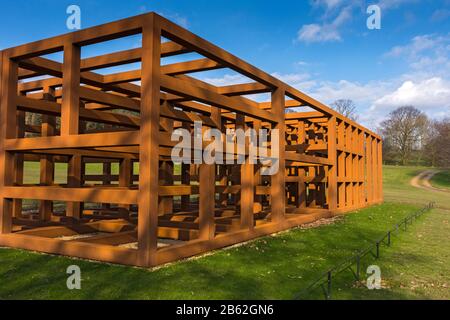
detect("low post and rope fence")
[294,202,435,300]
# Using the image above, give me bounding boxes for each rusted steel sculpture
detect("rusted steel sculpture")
[0,13,382,267]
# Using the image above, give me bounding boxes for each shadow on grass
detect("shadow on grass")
[0,203,432,300]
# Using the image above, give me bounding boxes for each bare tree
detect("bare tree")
[331,99,358,121]
[424,118,450,167]
[380,106,428,166]
[436,119,450,167]
[423,120,440,167]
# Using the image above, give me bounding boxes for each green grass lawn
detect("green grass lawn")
[21,162,140,211]
[22,161,126,184]
[430,170,450,190]
[0,165,449,299]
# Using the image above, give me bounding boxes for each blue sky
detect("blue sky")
[1,0,449,128]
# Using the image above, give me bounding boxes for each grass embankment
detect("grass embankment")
[0,165,448,299]
[430,170,450,191]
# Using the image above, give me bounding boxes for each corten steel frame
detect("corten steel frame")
[0,13,382,267]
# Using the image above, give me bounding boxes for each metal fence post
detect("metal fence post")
[326,271,332,300]
[293,202,433,300]
[356,255,360,281]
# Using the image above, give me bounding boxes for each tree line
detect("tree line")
[331,100,450,167]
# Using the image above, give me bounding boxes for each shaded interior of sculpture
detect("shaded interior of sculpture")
[0,13,382,267]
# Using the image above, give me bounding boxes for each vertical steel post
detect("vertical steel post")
[326,271,332,300]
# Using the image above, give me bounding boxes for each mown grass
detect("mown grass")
[430,170,450,190]
[328,165,450,299]
[0,165,448,299]
[22,162,122,185]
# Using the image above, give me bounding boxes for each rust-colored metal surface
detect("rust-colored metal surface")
[0,13,382,267]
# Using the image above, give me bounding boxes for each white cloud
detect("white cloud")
[384,34,445,58]
[345,34,450,126]
[314,0,345,10]
[328,78,449,128]
[271,72,311,84]
[271,71,390,106]
[271,72,318,91]
[195,30,450,130]
[298,24,341,42]
[295,60,309,67]
[298,0,421,44]
[310,80,392,105]
[270,71,450,129]
[431,9,450,22]
[377,0,419,10]
[267,71,393,128]
[384,33,450,79]
[200,74,249,86]
[194,70,450,131]
[371,78,450,113]
[297,6,352,43]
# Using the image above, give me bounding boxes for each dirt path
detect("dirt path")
[410,170,450,193]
